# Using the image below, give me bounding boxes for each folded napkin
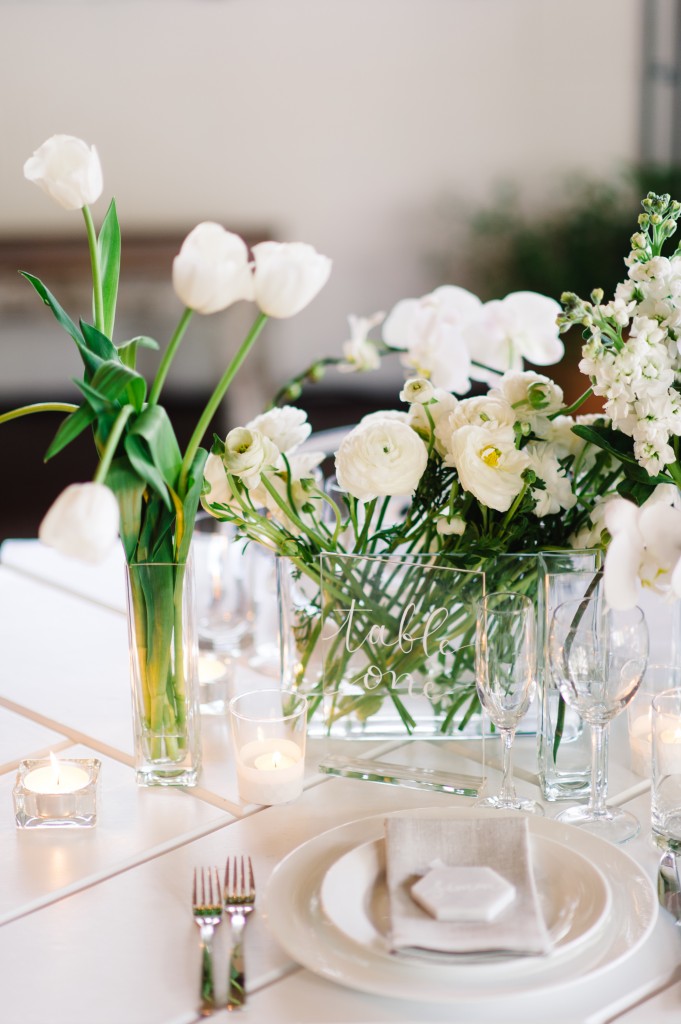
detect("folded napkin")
[384,813,551,956]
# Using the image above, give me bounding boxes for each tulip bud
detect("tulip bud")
[252,241,331,318]
[172,223,255,315]
[38,483,120,563]
[24,135,103,211]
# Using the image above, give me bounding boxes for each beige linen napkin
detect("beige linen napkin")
[385,813,551,956]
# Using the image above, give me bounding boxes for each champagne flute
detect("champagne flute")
[549,592,648,843]
[475,591,543,815]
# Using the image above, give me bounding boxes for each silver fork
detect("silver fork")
[224,856,256,1011]
[192,867,223,1017]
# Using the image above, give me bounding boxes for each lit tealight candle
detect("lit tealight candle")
[253,749,296,772]
[24,752,90,794]
[197,654,228,684]
[654,721,681,776]
[236,738,304,805]
[629,710,653,777]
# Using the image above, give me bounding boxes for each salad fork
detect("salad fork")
[224,856,256,1010]
[192,867,223,1017]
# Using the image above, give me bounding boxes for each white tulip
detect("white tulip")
[38,482,119,563]
[446,424,530,513]
[252,241,331,318]
[24,134,103,211]
[246,405,311,454]
[172,223,254,315]
[335,419,427,502]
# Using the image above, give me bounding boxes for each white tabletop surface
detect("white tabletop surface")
[1,540,680,1024]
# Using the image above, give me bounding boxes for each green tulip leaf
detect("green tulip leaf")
[44,404,97,461]
[20,272,83,347]
[97,199,121,340]
[174,447,208,564]
[124,406,182,509]
[105,456,146,562]
[117,336,159,370]
[80,320,118,361]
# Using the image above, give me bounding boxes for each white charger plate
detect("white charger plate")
[264,807,657,1002]
[320,833,611,968]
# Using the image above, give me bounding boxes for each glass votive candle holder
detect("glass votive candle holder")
[652,688,681,850]
[13,754,101,828]
[628,664,681,777]
[229,689,307,805]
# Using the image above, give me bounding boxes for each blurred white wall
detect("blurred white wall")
[0,0,643,415]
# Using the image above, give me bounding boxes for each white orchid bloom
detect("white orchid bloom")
[24,134,103,210]
[382,285,481,394]
[172,223,254,314]
[39,482,119,563]
[603,486,681,609]
[337,311,384,373]
[463,291,564,385]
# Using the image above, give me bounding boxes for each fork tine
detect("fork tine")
[247,856,255,898]
[192,866,197,905]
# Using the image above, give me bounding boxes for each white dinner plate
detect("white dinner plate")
[319,832,611,969]
[264,807,657,1003]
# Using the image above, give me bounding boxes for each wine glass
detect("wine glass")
[475,591,543,815]
[549,591,648,843]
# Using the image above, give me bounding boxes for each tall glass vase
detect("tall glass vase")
[125,558,202,786]
[536,551,601,801]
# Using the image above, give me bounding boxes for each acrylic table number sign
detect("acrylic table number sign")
[315,553,486,741]
[13,751,101,828]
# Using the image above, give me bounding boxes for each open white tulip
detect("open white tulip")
[24,135,103,211]
[38,482,120,563]
[252,241,332,318]
[172,222,255,314]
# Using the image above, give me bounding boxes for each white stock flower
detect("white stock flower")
[400,377,435,404]
[462,291,564,384]
[24,135,103,210]
[492,371,564,437]
[335,419,428,501]
[603,486,681,609]
[382,285,481,393]
[252,241,331,318]
[246,405,311,454]
[38,482,119,564]
[223,427,279,488]
[337,312,384,373]
[525,441,576,517]
[445,423,530,512]
[172,223,254,314]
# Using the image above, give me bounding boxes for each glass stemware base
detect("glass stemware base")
[476,794,545,816]
[554,803,640,844]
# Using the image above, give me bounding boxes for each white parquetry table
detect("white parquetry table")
[1,538,681,1024]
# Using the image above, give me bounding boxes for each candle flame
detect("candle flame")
[271,750,282,769]
[49,751,61,786]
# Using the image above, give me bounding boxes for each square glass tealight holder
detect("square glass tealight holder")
[13,757,101,829]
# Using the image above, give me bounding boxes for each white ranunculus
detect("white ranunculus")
[335,419,428,502]
[201,452,239,511]
[172,223,254,314]
[223,427,280,488]
[361,409,411,426]
[603,486,681,609]
[38,482,119,563]
[409,389,458,454]
[252,241,331,318]
[446,424,530,512]
[246,405,311,454]
[463,291,564,384]
[382,285,481,393]
[24,135,103,211]
[436,513,466,536]
[491,371,564,437]
[400,377,435,404]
